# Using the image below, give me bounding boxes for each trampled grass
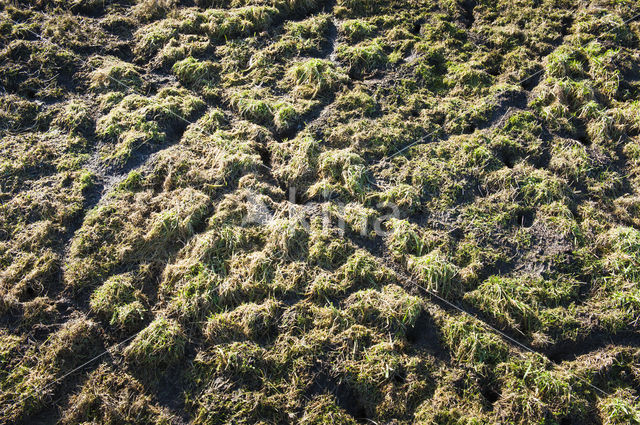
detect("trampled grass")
[2,0,640,424]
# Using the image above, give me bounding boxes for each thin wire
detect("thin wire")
[366,9,640,401]
[1,331,139,417]
[391,265,612,397]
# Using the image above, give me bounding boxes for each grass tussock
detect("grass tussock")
[124,316,186,370]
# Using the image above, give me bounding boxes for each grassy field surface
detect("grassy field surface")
[1,0,640,423]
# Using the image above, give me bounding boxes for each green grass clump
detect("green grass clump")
[270,133,319,188]
[340,19,376,42]
[286,13,330,39]
[602,226,640,280]
[591,278,640,332]
[308,223,354,269]
[64,192,149,290]
[377,183,421,213]
[156,34,211,68]
[190,341,268,385]
[0,94,40,132]
[161,224,258,293]
[159,224,262,321]
[201,6,279,40]
[187,342,276,423]
[496,354,590,424]
[411,43,447,90]
[407,251,459,298]
[318,149,364,181]
[96,88,205,166]
[144,188,211,250]
[336,40,387,76]
[89,273,148,331]
[133,19,180,59]
[386,218,426,258]
[444,62,494,95]
[88,56,144,93]
[300,394,358,425]
[286,58,347,99]
[0,318,102,423]
[133,0,178,22]
[334,87,377,116]
[229,90,274,125]
[308,149,368,199]
[340,340,432,419]
[307,272,350,302]
[205,299,282,342]
[124,316,186,369]
[172,56,220,88]
[50,99,92,135]
[335,0,380,16]
[265,218,309,260]
[345,284,423,335]
[340,202,379,236]
[485,164,568,207]
[593,226,640,331]
[464,274,578,335]
[439,313,509,366]
[229,89,301,130]
[273,102,300,132]
[339,249,389,289]
[164,268,220,323]
[548,138,595,183]
[413,374,490,424]
[0,38,77,99]
[60,364,178,424]
[0,330,23,380]
[597,388,640,425]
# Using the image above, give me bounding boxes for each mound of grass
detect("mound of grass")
[229,89,303,131]
[495,354,590,424]
[485,164,568,207]
[308,223,354,269]
[344,284,424,336]
[336,39,387,76]
[172,56,219,88]
[0,318,102,423]
[133,0,178,22]
[464,274,578,334]
[286,58,347,99]
[270,132,320,189]
[89,273,148,331]
[88,56,144,93]
[340,19,376,43]
[124,316,186,369]
[377,183,421,213]
[597,388,640,425]
[205,299,282,342]
[61,364,178,424]
[339,249,390,288]
[340,340,432,419]
[300,394,358,425]
[386,218,427,258]
[439,313,509,366]
[0,94,40,133]
[334,86,377,116]
[407,251,459,297]
[96,87,205,166]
